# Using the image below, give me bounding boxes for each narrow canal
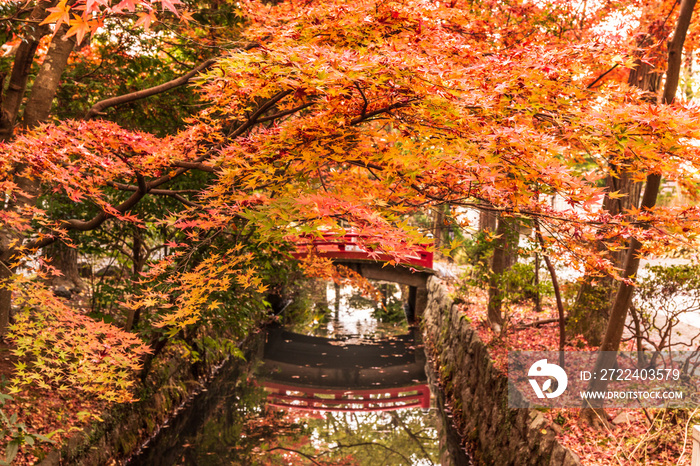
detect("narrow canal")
[127,282,472,465]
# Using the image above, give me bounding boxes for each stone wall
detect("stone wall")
[421,276,581,466]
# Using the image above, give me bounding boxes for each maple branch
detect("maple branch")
[159,48,194,69]
[159,193,200,208]
[256,101,314,123]
[354,82,369,117]
[107,181,198,195]
[26,174,150,250]
[343,158,617,227]
[350,100,415,125]
[662,0,682,30]
[248,89,294,122]
[176,229,226,271]
[587,64,619,89]
[345,159,384,172]
[0,0,34,23]
[84,59,217,119]
[136,172,147,193]
[71,174,148,229]
[353,155,665,236]
[22,90,294,252]
[106,181,201,207]
[146,89,294,192]
[172,161,216,172]
[266,447,323,466]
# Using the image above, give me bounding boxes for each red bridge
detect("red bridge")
[290,232,433,269]
[263,382,431,412]
[289,233,434,323]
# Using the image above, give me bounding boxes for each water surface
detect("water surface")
[128,282,471,465]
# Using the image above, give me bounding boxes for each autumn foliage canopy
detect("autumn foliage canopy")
[1,0,700,409]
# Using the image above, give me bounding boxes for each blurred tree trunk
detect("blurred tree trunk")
[568,171,643,345]
[568,41,659,345]
[479,207,497,233]
[126,231,148,331]
[0,24,77,336]
[487,214,519,332]
[0,265,10,340]
[44,242,84,291]
[432,205,446,250]
[581,0,695,426]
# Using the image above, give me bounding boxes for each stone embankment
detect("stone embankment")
[422,276,581,466]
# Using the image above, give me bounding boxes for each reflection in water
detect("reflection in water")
[127,363,441,465]
[260,326,426,387]
[128,282,471,465]
[259,325,430,413]
[290,281,408,342]
[325,282,388,338]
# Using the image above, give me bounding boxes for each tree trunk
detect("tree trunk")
[479,208,497,232]
[43,242,84,290]
[0,264,11,340]
[683,49,694,100]
[627,57,664,103]
[568,171,643,345]
[533,252,542,313]
[433,205,446,250]
[0,0,57,140]
[23,28,76,128]
[126,231,148,331]
[487,214,518,332]
[535,222,566,364]
[0,24,79,336]
[0,0,59,336]
[582,0,696,424]
[568,40,658,345]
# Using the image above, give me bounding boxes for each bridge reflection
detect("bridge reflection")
[257,326,430,412]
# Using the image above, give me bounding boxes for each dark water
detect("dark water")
[127,287,472,466]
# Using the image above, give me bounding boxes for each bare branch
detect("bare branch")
[266,447,323,466]
[587,64,618,89]
[106,181,201,207]
[85,59,217,119]
[515,318,565,329]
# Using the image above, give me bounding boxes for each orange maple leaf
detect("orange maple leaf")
[39,0,71,30]
[135,11,156,30]
[65,15,90,45]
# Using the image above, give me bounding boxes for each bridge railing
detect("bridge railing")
[263,381,431,412]
[290,233,433,269]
